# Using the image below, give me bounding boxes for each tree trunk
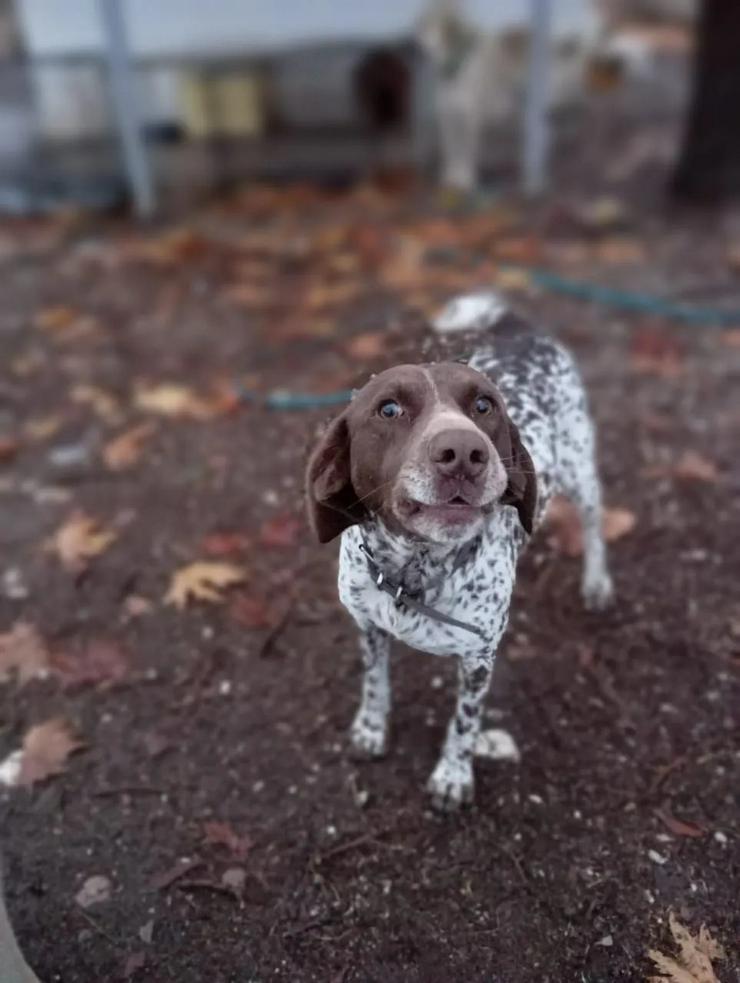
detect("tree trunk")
[672,0,740,201]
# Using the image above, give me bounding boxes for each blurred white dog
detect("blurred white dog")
[417,0,599,191]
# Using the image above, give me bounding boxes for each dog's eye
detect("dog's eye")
[378,399,403,420]
[474,396,494,415]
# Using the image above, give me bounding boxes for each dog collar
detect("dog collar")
[358,537,485,639]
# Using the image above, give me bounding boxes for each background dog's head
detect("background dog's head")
[306,361,536,545]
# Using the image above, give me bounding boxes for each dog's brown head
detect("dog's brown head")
[306,362,536,545]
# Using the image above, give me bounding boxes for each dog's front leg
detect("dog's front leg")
[350,625,391,758]
[427,648,493,810]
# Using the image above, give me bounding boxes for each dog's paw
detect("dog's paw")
[350,714,388,760]
[582,571,614,612]
[426,761,474,812]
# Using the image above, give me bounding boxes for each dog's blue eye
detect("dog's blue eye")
[474,396,493,415]
[378,400,403,419]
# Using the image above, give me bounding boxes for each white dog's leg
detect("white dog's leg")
[427,647,494,810]
[350,626,391,758]
[558,411,614,611]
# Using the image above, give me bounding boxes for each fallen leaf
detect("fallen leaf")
[47,512,117,572]
[344,332,386,361]
[223,282,274,309]
[0,436,19,462]
[0,623,51,685]
[70,384,123,424]
[75,875,112,909]
[124,228,208,266]
[134,383,217,420]
[103,423,155,471]
[630,328,685,378]
[24,414,64,442]
[546,497,636,557]
[720,328,740,348]
[258,513,302,548]
[122,952,147,978]
[202,821,252,861]
[10,718,84,787]
[602,506,637,543]
[138,920,154,945]
[648,912,725,983]
[201,531,250,557]
[596,238,646,265]
[35,305,97,340]
[654,808,706,839]
[380,235,427,290]
[304,280,363,311]
[149,858,204,891]
[494,266,534,292]
[673,450,718,484]
[164,562,246,608]
[494,235,542,264]
[51,638,130,690]
[229,592,281,630]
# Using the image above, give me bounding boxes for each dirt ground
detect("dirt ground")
[0,153,738,982]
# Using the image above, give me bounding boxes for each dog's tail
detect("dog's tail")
[432,291,510,335]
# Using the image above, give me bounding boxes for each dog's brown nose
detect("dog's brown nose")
[429,429,489,479]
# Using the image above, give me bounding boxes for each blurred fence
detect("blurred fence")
[0,38,435,214]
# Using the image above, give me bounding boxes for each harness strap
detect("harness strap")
[359,540,486,640]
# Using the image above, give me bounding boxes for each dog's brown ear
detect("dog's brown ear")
[499,417,537,535]
[306,412,364,543]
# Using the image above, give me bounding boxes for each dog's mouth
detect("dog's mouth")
[396,493,489,527]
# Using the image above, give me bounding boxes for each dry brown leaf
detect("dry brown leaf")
[0,436,19,461]
[344,332,386,360]
[673,451,719,484]
[164,561,246,608]
[70,384,123,424]
[17,718,84,787]
[103,423,155,471]
[630,329,685,379]
[380,235,427,290]
[24,414,65,442]
[654,808,706,839]
[201,531,250,557]
[304,280,363,311]
[223,282,274,309]
[546,497,636,557]
[0,622,51,685]
[134,383,217,420]
[648,912,725,983]
[202,820,252,860]
[51,638,130,690]
[720,328,740,348]
[602,506,637,543]
[493,267,534,292]
[596,238,646,265]
[258,513,302,548]
[48,512,117,572]
[35,306,97,340]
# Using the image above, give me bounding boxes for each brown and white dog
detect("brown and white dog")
[306,292,613,809]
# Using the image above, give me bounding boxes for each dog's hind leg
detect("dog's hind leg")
[557,407,614,611]
[350,626,391,758]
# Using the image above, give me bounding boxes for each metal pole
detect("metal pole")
[523,0,551,196]
[99,0,155,218]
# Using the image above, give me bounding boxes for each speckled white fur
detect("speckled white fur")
[338,293,613,810]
